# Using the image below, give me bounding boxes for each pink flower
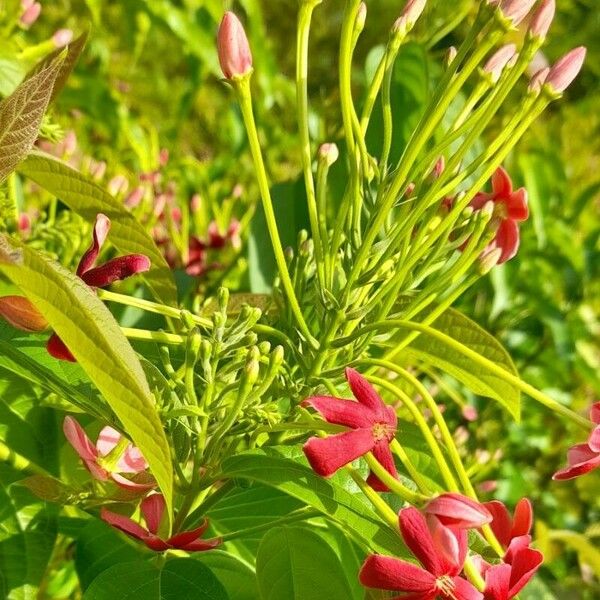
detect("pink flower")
[217,12,252,79]
[101,493,221,552]
[20,1,41,27]
[475,536,543,599]
[546,47,587,93]
[470,166,528,264]
[63,416,154,491]
[483,499,532,548]
[302,368,398,491]
[360,507,482,600]
[52,28,73,48]
[47,214,151,361]
[424,493,493,529]
[553,403,600,480]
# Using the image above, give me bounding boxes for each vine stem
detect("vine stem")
[364,453,429,504]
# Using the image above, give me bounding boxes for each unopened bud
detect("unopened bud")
[529,0,555,39]
[159,148,169,167]
[191,193,202,212]
[125,186,144,208]
[218,287,229,313]
[528,67,549,93]
[90,160,106,181]
[20,1,41,27]
[318,143,339,167]
[401,0,427,27]
[108,175,129,196]
[462,405,479,422]
[498,0,537,26]
[432,156,445,179]
[355,3,367,34]
[445,46,457,67]
[258,341,271,355]
[484,44,517,83]
[0,296,48,332]
[479,247,503,274]
[52,28,73,48]
[272,345,284,365]
[404,182,416,198]
[217,12,253,80]
[546,46,587,93]
[18,213,31,236]
[63,130,77,155]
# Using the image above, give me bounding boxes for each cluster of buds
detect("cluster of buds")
[19,1,73,48]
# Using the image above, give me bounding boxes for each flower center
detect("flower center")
[371,422,393,442]
[435,575,456,598]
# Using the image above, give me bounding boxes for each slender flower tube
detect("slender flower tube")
[217,12,253,79]
[545,47,587,93]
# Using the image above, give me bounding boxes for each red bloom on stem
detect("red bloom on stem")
[302,368,398,491]
[101,494,221,552]
[425,493,493,529]
[470,167,528,264]
[553,403,600,480]
[360,507,482,600]
[63,416,154,491]
[483,498,532,548]
[47,214,151,361]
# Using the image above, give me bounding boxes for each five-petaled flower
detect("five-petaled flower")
[101,493,221,552]
[359,507,483,600]
[63,416,154,492]
[470,167,529,264]
[302,367,398,491]
[483,498,532,549]
[553,402,600,480]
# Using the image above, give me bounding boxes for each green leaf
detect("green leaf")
[0,237,174,522]
[83,559,228,600]
[402,307,521,419]
[195,551,258,600]
[17,151,177,305]
[221,448,406,556]
[256,526,355,600]
[0,54,64,182]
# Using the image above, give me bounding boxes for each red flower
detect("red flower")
[359,507,482,600]
[553,403,600,480]
[101,493,221,552]
[425,493,493,529]
[63,416,154,492]
[470,167,528,264]
[302,368,398,491]
[475,536,543,600]
[48,214,151,361]
[483,498,532,549]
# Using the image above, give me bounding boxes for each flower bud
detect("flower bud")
[108,175,129,196]
[217,12,253,80]
[52,28,73,48]
[528,67,549,93]
[125,186,144,208]
[462,405,478,422]
[424,493,493,529]
[445,46,457,67]
[484,44,517,83]
[159,148,169,167]
[402,0,427,26]
[479,247,503,274]
[20,1,41,27]
[498,0,537,26]
[18,213,31,236]
[355,3,367,34]
[546,46,587,93]
[529,0,555,39]
[318,143,339,167]
[0,296,48,332]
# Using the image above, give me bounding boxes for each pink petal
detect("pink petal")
[506,188,529,221]
[426,516,465,576]
[424,493,492,529]
[47,334,76,362]
[359,554,436,594]
[81,254,151,287]
[495,219,520,264]
[483,563,511,600]
[590,403,600,425]
[141,494,166,535]
[399,507,446,577]
[506,543,544,597]
[366,440,398,492]
[451,576,484,600]
[511,498,533,539]
[96,426,122,456]
[63,417,98,462]
[110,472,156,492]
[302,396,374,428]
[303,428,375,477]
[470,192,494,211]
[119,445,148,473]
[77,214,111,276]
[345,368,388,421]
[100,507,149,541]
[492,167,513,197]
[588,426,600,453]
[85,459,110,482]
[552,443,600,480]
[484,501,513,548]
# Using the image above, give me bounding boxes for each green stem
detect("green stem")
[121,327,186,345]
[364,453,429,504]
[390,439,431,495]
[0,439,50,476]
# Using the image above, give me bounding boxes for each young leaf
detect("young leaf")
[0,54,64,182]
[17,151,177,305]
[0,236,174,523]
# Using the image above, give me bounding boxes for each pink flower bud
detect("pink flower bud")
[462,405,478,421]
[18,213,31,236]
[22,0,35,8]
[445,46,457,67]
[0,296,48,332]
[529,0,555,39]
[528,67,549,93]
[125,187,144,208]
[499,0,537,25]
[159,148,169,167]
[432,156,445,179]
[20,1,41,27]
[63,130,77,155]
[484,44,517,83]
[191,193,202,212]
[546,46,587,93]
[217,12,252,79]
[232,184,244,199]
[318,143,339,167]
[401,0,427,26]
[356,3,367,31]
[478,480,498,493]
[424,493,493,529]
[52,28,73,48]
[90,160,106,181]
[404,182,416,198]
[108,175,129,196]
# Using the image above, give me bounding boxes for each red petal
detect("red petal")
[47,333,76,362]
[367,440,398,492]
[143,536,171,551]
[470,192,494,211]
[81,254,151,287]
[77,214,110,276]
[181,537,222,552]
[63,416,98,462]
[450,576,484,600]
[552,444,600,480]
[506,188,529,221]
[168,519,210,548]
[302,396,374,428]
[399,507,445,577]
[426,516,464,576]
[345,368,388,421]
[511,498,533,539]
[483,563,511,600]
[101,507,149,541]
[425,493,492,529]
[483,501,512,548]
[588,426,600,453]
[141,494,166,535]
[303,428,375,476]
[506,545,544,597]
[359,554,436,594]
[590,403,600,425]
[491,167,513,198]
[119,445,148,473]
[495,220,520,264]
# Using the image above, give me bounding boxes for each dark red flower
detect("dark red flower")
[425,493,493,529]
[470,167,528,264]
[101,493,221,552]
[359,507,482,600]
[47,214,151,361]
[553,402,600,480]
[302,368,398,491]
[482,499,532,549]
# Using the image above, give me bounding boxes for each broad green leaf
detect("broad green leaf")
[256,526,355,600]
[0,237,173,522]
[17,151,177,305]
[401,306,520,419]
[195,551,258,600]
[0,54,63,182]
[17,475,79,504]
[221,448,406,556]
[83,559,228,600]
